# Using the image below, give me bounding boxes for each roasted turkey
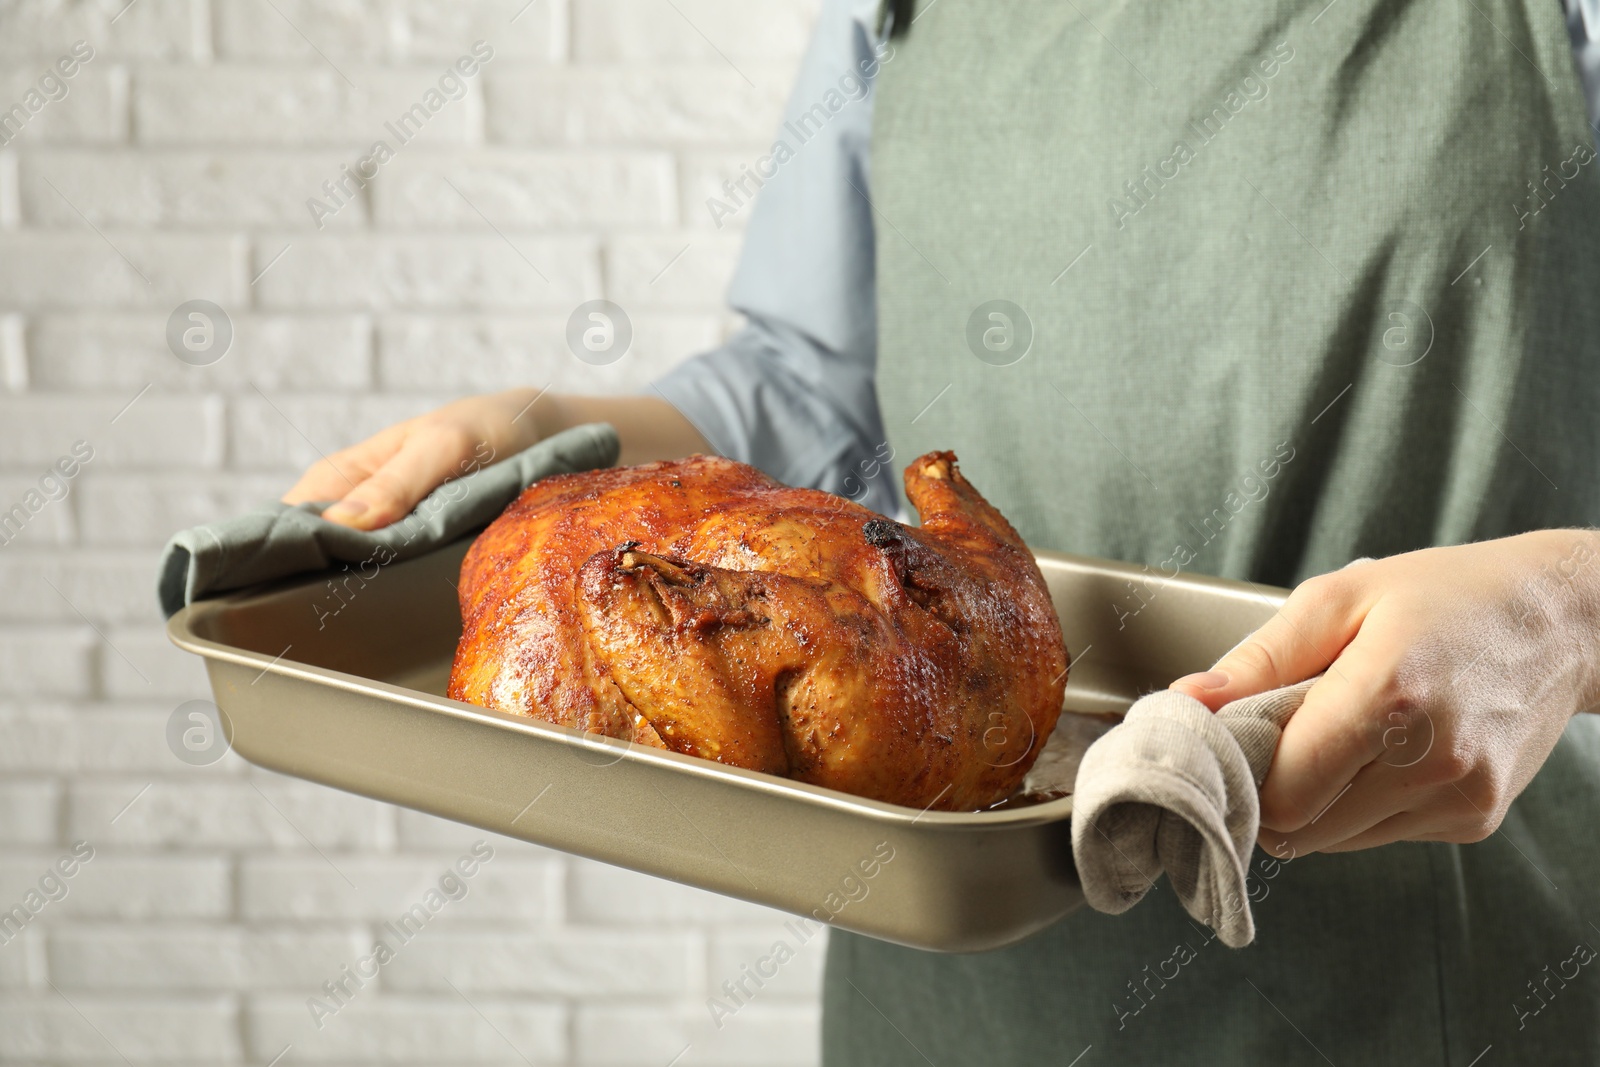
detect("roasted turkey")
[446,451,1068,811]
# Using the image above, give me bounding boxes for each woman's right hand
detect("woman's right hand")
[280,388,712,531]
[280,388,544,531]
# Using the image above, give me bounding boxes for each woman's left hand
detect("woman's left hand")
[1169,530,1600,854]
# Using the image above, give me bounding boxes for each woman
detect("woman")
[286,0,1600,1060]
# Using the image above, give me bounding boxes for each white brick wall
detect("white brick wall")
[0,2,824,1063]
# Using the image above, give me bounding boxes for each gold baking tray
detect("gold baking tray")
[165,538,1284,952]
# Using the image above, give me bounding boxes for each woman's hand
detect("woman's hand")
[280,389,544,530]
[1170,530,1600,854]
[280,389,712,531]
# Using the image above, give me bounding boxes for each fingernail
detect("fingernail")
[325,499,367,518]
[1173,670,1229,690]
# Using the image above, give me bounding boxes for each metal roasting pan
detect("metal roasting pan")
[166,537,1287,953]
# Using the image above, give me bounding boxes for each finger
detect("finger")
[1262,760,1412,853]
[1314,808,1431,853]
[1254,828,1303,861]
[1170,570,1373,709]
[1257,630,1396,834]
[321,425,478,531]
[1313,796,1495,851]
[280,423,407,507]
[280,453,368,507]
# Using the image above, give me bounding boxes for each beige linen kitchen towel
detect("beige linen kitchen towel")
[1070,677,1318,948]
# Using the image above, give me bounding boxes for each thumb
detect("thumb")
[322,427,480,531]
[1169,572,1369,710]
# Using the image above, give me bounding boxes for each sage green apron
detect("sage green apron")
[825,0,1600,1062]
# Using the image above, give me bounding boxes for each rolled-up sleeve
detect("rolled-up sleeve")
[1567,0,1600,145]
[650,0,899,517]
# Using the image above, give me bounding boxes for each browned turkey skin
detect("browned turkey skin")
[446,451,1068,811]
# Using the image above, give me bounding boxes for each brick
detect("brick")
[70,776,391,850]
[0,395,223,468]
[568,858,784,926]
[0,627,95,697]
[394,808,565,858]
[606,233,743,310]
[50,925,369,990]
[0,704,79,772]
[0,851,230,919]
[375,313,715,394]
[0,995,239,1062]
[372,149,675,227]
[76,705,246,775]
[241,853,558,923]
[252,234,599,311]
[681,151,770,230]
[247,996,566,1062]
[486,68,790,146]
[0,69,120,145]
[134,66,479,146]
[383,929,695,994]
[0,704,232,779]
[0,1,197,61]
[573,0,820,61]
[0,778,60,846]
[708,927,827,1002]
[573,1003,819,1065]
[28,313,373,391]
[0,925,43,987]
[20,150,370,228]
[0,551,168,625]
[214,0,397,62]
[216,1,563,62]
[100,624,212,700]
[1,312,25,387]
[227,393,434,471]
[76,471,298,546]
[399,0,561,61]
[0,475,77,546]
[0,232,239,310]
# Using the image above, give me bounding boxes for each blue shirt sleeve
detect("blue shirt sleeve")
[1567,0,1600,139]
[649,0,902,518]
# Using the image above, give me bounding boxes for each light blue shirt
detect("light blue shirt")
[652,0,1600,519]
